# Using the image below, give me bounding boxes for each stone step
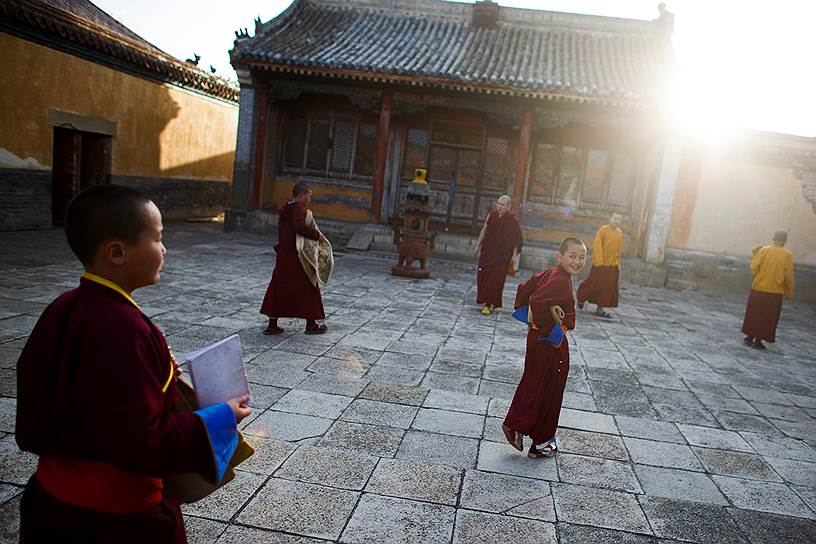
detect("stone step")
[346,230,374,250]
[666,277,698,291]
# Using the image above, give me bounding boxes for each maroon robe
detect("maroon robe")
[504,266,576,445]
[16,278,214,543]
[741,290,783,342]
[260,200,325,320]
[477,210,524,308]
[576,265,619,308]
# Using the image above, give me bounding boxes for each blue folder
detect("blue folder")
[512,305,565,346]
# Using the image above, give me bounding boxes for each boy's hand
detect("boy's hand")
[226,395,252,423]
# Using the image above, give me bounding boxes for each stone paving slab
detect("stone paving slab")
[236,478,358,539]
[2,225,816,542]
[634,465,729,506]
[340,494,455,544]
[638,496,748,544]
[365,458,461,505]
[452,509,556,544]
[552,483,652,534]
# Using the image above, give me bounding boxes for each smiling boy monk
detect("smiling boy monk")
[16,185,251,543]
[502,237,587,458]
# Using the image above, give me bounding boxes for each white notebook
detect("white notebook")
[184,334,250,408]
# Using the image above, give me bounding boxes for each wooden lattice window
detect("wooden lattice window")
[528,143,634,212]
[482,136,513,191]
[401,127,430,179]
[281,110,378,182]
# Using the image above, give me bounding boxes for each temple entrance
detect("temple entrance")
[51,128,112,226]
[396,119,515,232]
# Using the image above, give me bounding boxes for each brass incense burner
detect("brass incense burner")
[391,168,435,279]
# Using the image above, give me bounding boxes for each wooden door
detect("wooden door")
[51,128,112,226]
[51,128,82,226]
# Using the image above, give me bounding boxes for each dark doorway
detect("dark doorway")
[51,128,112,226]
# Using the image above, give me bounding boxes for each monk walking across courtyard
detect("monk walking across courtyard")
[503,237,586,458]
[741,230,794,350]
[261,182,328,335]
[475,195,523,315]
[577,212,623,318]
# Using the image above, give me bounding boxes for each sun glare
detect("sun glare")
[670,0,814,139]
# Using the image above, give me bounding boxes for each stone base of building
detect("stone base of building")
[665,248,816,302]
[112,176,229,221]
[0,168,229,231]
[0,168,52,230]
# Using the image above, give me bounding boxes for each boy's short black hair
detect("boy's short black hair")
[65,185,153,265]
[292,182,311,197]
[559,237,586,254]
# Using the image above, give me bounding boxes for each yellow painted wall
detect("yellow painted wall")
[265,176,373,223]
[668,155,816,265]
[0,32,237,180]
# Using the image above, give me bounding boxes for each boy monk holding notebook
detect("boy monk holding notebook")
[503,237,586,458]
[16,185,251,543]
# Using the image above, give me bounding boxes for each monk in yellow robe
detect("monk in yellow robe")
[742,230,794,350]
[577,213,623,318]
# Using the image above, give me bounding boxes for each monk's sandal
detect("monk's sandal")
[528,439,557,459]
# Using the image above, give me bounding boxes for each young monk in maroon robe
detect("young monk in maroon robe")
[16,185,251,543]
[261,182,328,335]
[503,237,587,458]
[475,195,524,315]
[577,212,623,318]
[742,230,795,350]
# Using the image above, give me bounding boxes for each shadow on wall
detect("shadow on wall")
[111,88,232,221]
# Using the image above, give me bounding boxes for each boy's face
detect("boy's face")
[610,213,623,228]
[296,190,312,205]
[126,202,166,289]
[556,243,587,275]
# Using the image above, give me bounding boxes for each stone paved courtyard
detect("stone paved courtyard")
[1,223,815,543]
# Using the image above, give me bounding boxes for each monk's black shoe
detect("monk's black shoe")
[305,324,328,335]
[263,325,284,335]
[743,336,754,345]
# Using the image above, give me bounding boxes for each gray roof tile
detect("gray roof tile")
[232,0,673,104]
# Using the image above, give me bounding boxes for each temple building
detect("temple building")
[0,0,239,230]
[226,0,676,258]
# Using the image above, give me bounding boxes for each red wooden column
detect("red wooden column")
[372,93,392,223]
[512,109,533,217]
[251,80,268,210]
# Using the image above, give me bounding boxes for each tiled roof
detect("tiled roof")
[231,0,673,106]
[1,0,239,103]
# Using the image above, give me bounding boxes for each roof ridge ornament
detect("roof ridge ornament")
[472,0,499,29]
[656,2,675,33]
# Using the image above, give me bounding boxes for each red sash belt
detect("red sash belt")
[36,457,163,514]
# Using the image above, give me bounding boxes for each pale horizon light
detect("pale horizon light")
[90,0,814,138]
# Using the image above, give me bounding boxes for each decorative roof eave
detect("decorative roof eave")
[240,61,655,111]
[1,0,239,103]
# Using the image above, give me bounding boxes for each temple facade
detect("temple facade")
[226,0,677,261]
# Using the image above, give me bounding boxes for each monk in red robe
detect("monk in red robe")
[503,237,586,458]
[475,195,524,315]
[742,230,795,350]
[261,182,327,335]
[577,212,623,318]
[16,185,251,543]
